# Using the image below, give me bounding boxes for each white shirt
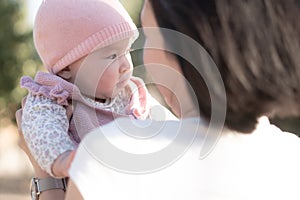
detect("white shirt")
[69,117,300,200]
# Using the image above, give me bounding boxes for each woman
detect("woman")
[64,0,300,199]
[17,0,300,199]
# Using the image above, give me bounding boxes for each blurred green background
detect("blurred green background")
[0,0,38,126]
[0,0,299,199]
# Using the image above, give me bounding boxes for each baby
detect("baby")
[21,0,153,178]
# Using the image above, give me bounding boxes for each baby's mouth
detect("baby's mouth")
[118,74,131,85]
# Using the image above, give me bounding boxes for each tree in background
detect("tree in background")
[0,0,40,125]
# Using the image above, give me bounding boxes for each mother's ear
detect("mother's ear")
[57,66,72,80]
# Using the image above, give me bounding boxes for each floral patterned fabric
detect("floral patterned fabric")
[22,93,75,176]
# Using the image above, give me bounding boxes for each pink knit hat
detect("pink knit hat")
[34,0,138,74]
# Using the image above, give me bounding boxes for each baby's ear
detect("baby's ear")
[57,67,72,80]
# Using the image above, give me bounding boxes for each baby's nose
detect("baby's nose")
[119,55,132,73]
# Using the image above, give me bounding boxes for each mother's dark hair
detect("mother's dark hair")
[148,0,300,133]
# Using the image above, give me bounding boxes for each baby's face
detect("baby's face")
[69,38,133,100]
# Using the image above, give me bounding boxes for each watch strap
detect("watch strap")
[37,177,67,192]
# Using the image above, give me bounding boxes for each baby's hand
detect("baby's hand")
[52,150,76,177]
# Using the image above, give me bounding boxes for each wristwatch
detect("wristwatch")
[30,177,67,200]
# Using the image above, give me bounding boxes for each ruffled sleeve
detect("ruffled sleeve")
[20,71,80,106]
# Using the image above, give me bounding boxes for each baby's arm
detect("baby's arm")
[21,93,76,177]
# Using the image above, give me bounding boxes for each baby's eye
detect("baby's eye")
[106,54,117,60]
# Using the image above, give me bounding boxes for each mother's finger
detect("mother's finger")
[15,109,22,129]
[15,109,29,153]
[21,96,27,108]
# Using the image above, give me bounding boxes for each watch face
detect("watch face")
[30,178,38,200]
